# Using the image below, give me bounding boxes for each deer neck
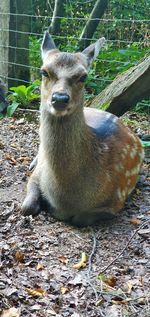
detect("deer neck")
[40,107,92,172]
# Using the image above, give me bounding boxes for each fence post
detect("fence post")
[0,0,10,88]
[8,0,31,87]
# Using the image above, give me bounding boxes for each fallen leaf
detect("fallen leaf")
[73,252,87,270]
[10,143,17,148]
[126,281,133,294]
[106,276,117,287]
[98,273,107,282]
[25,288,47,297]
[17,156,30,162]
[60,286,70,294]
[25,171,32,177]
[1,307,21,317]
[36,263,44,271]
[96,298,105,306]
[111,299,129,305]
[4,154,16,165]
[15,250,24,263]
[129,218,141,225]
[58,255,68,264]
[98,274,117,287]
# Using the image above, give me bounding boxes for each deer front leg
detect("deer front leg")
[22,171,41,216]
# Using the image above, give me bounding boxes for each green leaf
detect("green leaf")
[0,113,4,119]
[98,273,107,282]
[142,141,150,147]
[7,101,20,117]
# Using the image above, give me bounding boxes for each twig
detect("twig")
[87,227,97,277]
[85,227,99,302]
[18,107,40,113]
[99,219,150,274]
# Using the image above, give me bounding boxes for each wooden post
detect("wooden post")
[0,0,10,88]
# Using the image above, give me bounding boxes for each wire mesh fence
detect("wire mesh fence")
[0,0,149,104]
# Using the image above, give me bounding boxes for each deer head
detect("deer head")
[40,32,106,117]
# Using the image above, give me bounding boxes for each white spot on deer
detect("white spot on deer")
[122,190,126,198]
[130,147,137,159]
[123,148,128,155]
[130,164,141,176]
[115,163,124,172]
[125,170,131,177]
[117,189,124,202]
[127,179,131,186]
[121,153,126,160]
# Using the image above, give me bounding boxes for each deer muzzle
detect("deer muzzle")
[51,92,70,111]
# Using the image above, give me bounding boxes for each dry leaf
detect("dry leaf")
[58,255,68,264]
[96,298,105,306]
[98,274,117,287]
[106,276,117,287]
[126,281,133,294]
[25,171,32,177]
[15,250,24,263]
[111,299,128,305]
[10,143,17,148]
[25,288,47,297]
[17,156,30,162]
[73,252,87,270]
[36,263,44,271]
[4,154,16,165]
[60,286,70,294]
[1,307,21,317]
[129,218,141,225]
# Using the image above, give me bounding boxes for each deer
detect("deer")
[22,31,144,227]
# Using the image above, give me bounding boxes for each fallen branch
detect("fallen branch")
[99,219,150,274]
[91,55,150,116]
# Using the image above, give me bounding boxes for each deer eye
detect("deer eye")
[79,74,87,83]
[40,69,49,77]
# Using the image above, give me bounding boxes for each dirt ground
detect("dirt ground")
[0,111,150,317]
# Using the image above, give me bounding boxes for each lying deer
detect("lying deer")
[22,32,144,226]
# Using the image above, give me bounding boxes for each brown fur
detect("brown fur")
[22,34,144,226]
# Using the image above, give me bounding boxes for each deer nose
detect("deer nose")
[51,92,70,110]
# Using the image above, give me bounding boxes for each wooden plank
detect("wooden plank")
[91,55,150,116]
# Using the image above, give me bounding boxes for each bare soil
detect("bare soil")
[0,112,150,317]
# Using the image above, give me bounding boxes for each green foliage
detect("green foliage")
[29,36,41,81]
[28,0,149,111]
[6,102,20,117]
[142,141,150,147]
[134,100,150,113]
[7,81,40,116]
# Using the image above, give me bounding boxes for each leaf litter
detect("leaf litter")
[0,112,150,317]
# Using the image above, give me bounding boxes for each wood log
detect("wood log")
[91,55,150,116]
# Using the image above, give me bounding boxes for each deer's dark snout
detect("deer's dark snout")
[51,92,70,110]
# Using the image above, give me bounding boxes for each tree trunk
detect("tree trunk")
[0,0,10,88]
[8,0,31,87]
[90,55,150,116]
[79,0,108,50]
[50,0,66,39]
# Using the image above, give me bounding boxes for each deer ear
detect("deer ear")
[82,37,106,66]
[41,31,56,59]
